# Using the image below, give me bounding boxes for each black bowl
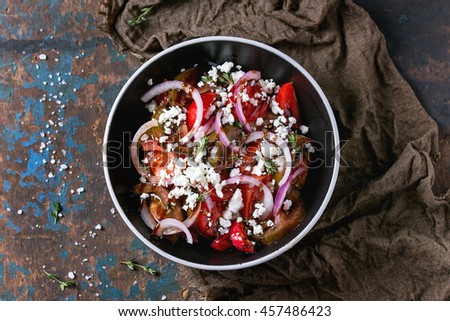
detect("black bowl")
[103,36,340,270]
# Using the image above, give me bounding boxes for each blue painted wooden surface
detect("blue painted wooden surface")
[0,0,185,300]
[1,0,448,301]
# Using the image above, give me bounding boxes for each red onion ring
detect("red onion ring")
[273,136,292,187]
[273,165,308,224]
[153,218,194,244]
[223,175,273,220]
[194,117,214,141]
[233,71,261,133]
[141,80,203,143]
[204,194,214,213]
[182,203,202,229]
[244,131,264,144]
[214,110,239,153]
[130,119,158,176]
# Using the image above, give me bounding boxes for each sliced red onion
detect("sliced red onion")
[140,200,157,230]
[233,71,261,133]
[273,165,308,224]
[130,119,158,176]
[182,203,202,229]
[153,218,194,244]
[224,175,273,220]
[214,110,239,153]
[245,131,264,144]
[141,80,203,143]
[274,136,292,187]
[204,194,214,213]
[193,117,214,141]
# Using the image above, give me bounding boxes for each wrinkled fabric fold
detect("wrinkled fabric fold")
[97,0,450,300]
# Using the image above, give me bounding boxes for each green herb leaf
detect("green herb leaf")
[121,259,158,276]
[128,5,156,27]
[264,159,278,174]
[218,72,234,85]
[194,135,209,160]
[51,202,62,224]
[200,75,213,84]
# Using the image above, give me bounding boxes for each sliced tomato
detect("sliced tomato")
[276,82,301,128]
[196,202,220,238]
[148,151,172,177]
[186,92,216,130]
[209,183,236,202]
[210,233,233,251]
[241,185,259,220]
[241,173,272,220]
[230,221,254,253]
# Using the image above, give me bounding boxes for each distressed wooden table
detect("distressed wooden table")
[0,0,448,300]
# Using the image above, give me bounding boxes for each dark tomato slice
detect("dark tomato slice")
[230,221,255,253]
[210,233,233,251]
[186,92,216,130]
[276,82,301,128]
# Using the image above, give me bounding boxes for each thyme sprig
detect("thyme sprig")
[43,270,76,292]
[264,159,278,174]
[128,5,156,27]
[50,202,62,224]
[120,259,158,276]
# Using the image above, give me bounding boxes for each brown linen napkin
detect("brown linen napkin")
[98,0,450,300]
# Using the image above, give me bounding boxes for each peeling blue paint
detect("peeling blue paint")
[7,219,21,232]
[131,237,150,256]
[0,255,4,286]
[1,124,25,151]
[145,261,180,300]
[9,261,31,279]
[95,254,124,300]
[126,284,141,299]
[59,250,69,260]
[99,79,128,112]
[18,285,35,300]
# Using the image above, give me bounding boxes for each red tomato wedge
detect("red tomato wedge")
[230,221,255,253]
[186,92,216,130]
[210,233,233,251]
[276,82,301,128]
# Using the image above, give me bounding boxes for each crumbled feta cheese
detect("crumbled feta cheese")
[248,219,263,235]
[217,61,234,73]
[76,187,85,194]
[207,66,219,82]
[305,142,315,153]
[145,100,157,113]
[283,199,292,211]
[95,224,102,230]
[266,220,275,227]
[252,203,266,219]
[147,78,153,86]
[299,125,309,134]
[270,99,283,115]
[222,188,243,220]
[229,168,241,178]
[255,117,264,126]
[159,136,169,143]
[38,53,47,60]
[231,70,245,83]
[17,209,23,215]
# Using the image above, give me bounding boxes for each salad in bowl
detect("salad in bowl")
[131,61,315,254]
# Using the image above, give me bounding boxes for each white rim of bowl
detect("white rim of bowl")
[103,36,340,270]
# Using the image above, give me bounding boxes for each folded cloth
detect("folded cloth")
[98,0,450,300]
